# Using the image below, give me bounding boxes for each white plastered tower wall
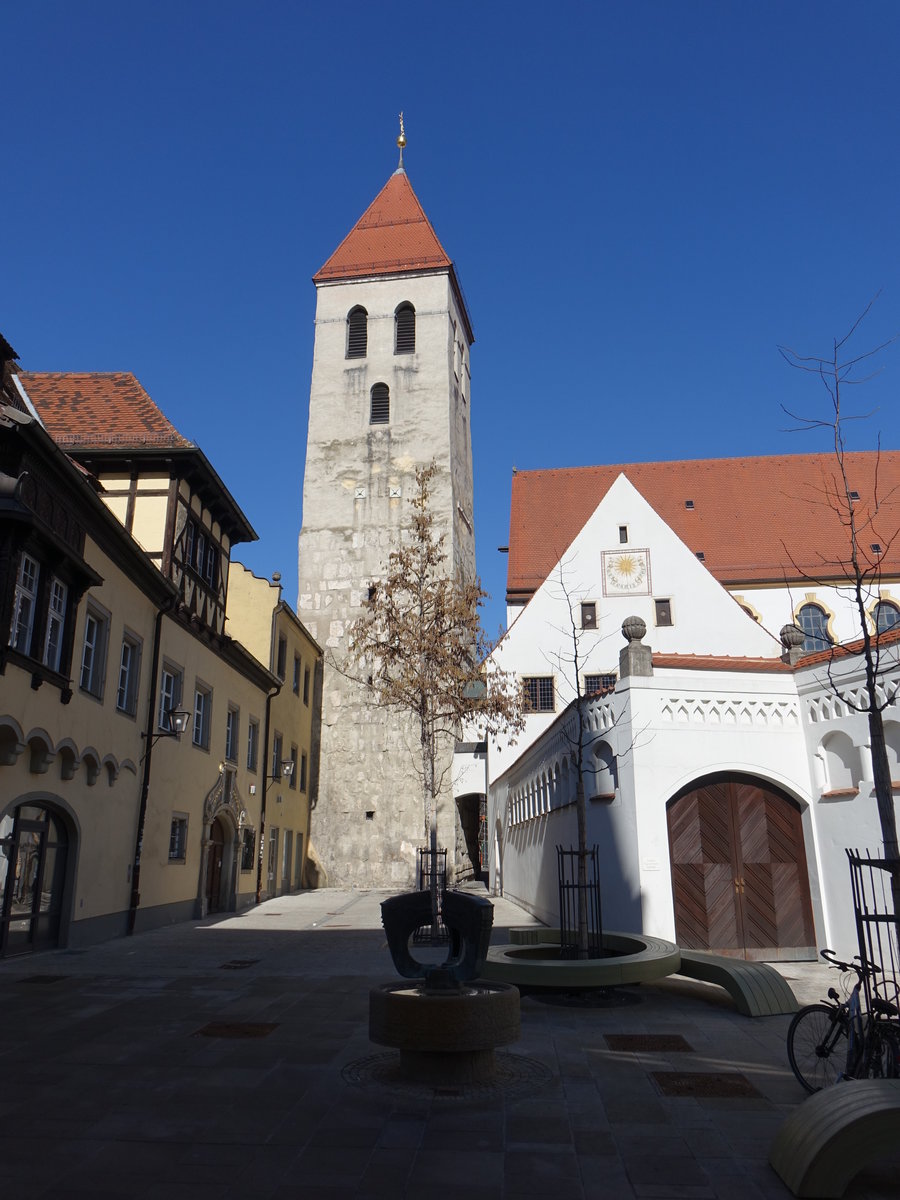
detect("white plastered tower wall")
[299,207,475,888]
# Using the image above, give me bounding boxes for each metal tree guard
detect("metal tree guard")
[557,844,603,959]
[847,848,900,1010]
[414,845,449,945]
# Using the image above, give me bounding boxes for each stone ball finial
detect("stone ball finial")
[780,623,804,650]
[622,615,647,643]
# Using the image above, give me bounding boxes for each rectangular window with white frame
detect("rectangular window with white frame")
[116,631,142,716]
[42,577,68,672]
[79,603,109,698]
[193,684,212,749]
[159,662,183,731]
[225,705,239,762]
[247,717,259,772]
[9,552,39,655]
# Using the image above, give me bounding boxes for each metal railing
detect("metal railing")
[414,846,449,945]
[847,848,900,1009]
[557,845,603,959]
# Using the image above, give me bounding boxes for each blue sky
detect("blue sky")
[5,2,900,638]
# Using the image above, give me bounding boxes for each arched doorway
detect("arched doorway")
[666,774,816,960]
[205,817,226,913]
[0,803,71,957]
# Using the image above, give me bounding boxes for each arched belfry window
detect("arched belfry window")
[347,307,367,359]
[370,383,390,424]
[394,302,415,354]
[875,600,900,634]
[798,602,832,653]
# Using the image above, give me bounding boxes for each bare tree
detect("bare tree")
[780,300,900,904]
[346,462,524,922]
[543,564,621,958]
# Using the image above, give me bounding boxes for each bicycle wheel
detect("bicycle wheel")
[865,1023,900,1079]
[787,1003,848,1092]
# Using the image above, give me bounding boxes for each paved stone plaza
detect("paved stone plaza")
[1,889,897,1199]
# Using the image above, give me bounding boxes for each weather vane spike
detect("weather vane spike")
[397,112,407,170]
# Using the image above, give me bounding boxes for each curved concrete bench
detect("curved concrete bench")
[677,950,798,1017]
[769,1079,900,1197]
[483,931,680,988]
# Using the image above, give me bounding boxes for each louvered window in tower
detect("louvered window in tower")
[370,383,390,424]
[395,303,416,354]
[347,307,368,358]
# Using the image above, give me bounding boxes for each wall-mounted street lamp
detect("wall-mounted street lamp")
[267,759,294,783]
[142,707,192,751]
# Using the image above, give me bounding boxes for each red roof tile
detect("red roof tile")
[314,170,453,282]
[651,653,791,673]
[507,454,900,601]
[19,373,191,449]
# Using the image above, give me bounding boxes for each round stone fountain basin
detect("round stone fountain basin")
[369,981,520,1084]
[483,930,680,988]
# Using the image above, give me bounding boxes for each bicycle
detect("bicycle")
[786,948,900,1093]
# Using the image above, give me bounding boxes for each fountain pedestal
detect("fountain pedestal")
[371,889,520,1084]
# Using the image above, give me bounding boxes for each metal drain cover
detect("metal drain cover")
[651,1071,760,1097]
[193,1022,278,1039]
[606,1034,693,1052]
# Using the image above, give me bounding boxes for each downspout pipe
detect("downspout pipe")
[128,598,175,935]
[256,683,281,905]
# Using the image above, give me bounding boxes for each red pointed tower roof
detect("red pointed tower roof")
[314,170,452,282]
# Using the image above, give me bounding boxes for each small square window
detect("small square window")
[581,602,597,630]
[695,551,705,562]
[655,599,673,627]
[849,490,860,502]
[872,543,883,555]
[618,526,628,544]
[685,499,695,510]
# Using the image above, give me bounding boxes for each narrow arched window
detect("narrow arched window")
[875,601,900,634]
[370,383,389,424]
[394,302,415,354]
[798,603,832,653]
[347,307,367,358]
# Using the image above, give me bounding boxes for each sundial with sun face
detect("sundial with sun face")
[602,548,651,595]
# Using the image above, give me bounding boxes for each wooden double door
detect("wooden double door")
[667,776,816,960]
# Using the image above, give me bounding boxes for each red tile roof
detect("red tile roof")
[314,170,453,283]
[507,453,900,602]
[19,372,191,449]
[651,653,791,673]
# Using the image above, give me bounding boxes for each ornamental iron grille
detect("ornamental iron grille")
[557,844,603,959]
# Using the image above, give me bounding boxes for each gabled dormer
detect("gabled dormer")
[18,372,256,636]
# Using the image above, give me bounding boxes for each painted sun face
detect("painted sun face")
[603,549,650,594]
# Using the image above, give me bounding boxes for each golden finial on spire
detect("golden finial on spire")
[397,112,407,170]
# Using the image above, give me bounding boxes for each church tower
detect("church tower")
[298,130,476,888]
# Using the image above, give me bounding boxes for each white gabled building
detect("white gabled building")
[458,453,900,962]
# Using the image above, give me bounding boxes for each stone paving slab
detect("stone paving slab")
[1,888,898,1199]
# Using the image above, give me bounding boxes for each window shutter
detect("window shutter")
[395,304,415,354]
[370,384,390,424]
[347,308,367,358]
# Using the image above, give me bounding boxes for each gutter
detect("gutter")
[256,682,281,905]
[127,596,177,935]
